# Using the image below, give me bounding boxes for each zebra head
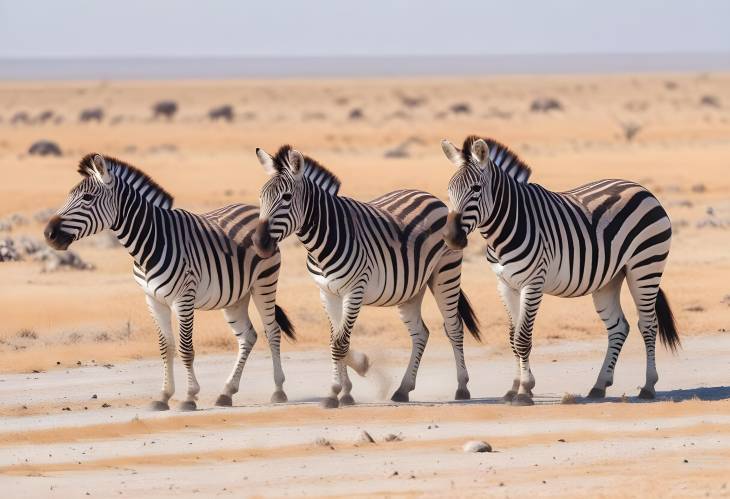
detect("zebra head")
[252,147,306,258]
[441,137,492,250]
[44,154,117,250]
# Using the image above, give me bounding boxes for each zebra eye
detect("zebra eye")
[281,193,292,202]
[471,184,482,193]
[81,193,95,202]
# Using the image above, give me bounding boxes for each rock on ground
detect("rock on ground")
[463,440,492,453]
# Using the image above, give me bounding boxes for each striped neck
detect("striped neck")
[480,166,530,251]
[110,183,167,270]
[297,180,358,267]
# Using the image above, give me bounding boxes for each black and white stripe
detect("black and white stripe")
[252,145,480,408]
[44,153,295,410]
[442,136,679,405]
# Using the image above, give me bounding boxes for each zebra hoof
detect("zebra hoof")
[320,397,339,409]
[454,388,471,401]
[587,387,606,399]
[271,390,288,404]
[390,391,409,403]
[149,400,170,411]
[214,394,233,407]
[339,394,355,406]
[178,400,197,411]
[638,388,655,400]
[502,390,517,403]
[511,394,535,406]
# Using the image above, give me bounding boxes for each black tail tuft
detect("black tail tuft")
[656,288,679,353]
[458,291,481,342]
[275,305,296,341]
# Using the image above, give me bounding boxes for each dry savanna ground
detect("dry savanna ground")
[0,73,729,497]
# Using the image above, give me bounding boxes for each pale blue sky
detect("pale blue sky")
[1,0,729,58]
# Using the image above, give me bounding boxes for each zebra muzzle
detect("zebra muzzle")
[444,211,468,250]
[44,216,74,250]
[252,219,277,258]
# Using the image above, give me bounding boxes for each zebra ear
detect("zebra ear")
[441,139,463,167]
[471,139,490,167]
[90,154,112,185]
[287,149,305,178]
[256,148,277,175]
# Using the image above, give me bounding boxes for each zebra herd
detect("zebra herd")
[43,136,679,410]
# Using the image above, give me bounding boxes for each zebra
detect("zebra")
[43,153,295,411]
[440,136,679,405]
[251,145,481,408]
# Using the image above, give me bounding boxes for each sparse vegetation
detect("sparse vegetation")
[699,95,721,108]
[619,121,642,142]
[450,102,471,114]
[348,108,364,120]
[561,393,578,404]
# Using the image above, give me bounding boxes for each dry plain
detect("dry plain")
[0,73,729,497]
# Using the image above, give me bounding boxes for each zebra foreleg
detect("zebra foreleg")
[511,284,543,406]
[320,289,363,408]
[174,296,200,411]
[216,296,257,407]
[391,290,428,402]
[146,295,175,411]
[252,287,288,403]
[497,281,523,403]
[589,274,629,399]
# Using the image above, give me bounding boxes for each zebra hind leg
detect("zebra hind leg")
[627,271,663,400]
[252,285,288,404]
[429,258,471,401]
[146,296,175,411]
[391,290,429,403]
[216,296,257,407]
[588,273,629,399]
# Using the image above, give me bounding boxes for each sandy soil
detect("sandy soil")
[0,335,728,497]
[1,73,729,496]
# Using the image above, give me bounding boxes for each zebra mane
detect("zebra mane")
[273,145,341,195]
[462,136,532,183]
[78,153,174,209]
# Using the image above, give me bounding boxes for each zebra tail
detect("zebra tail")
[656,288,680,353]
[458,291,482,342]
[275,305,296,341]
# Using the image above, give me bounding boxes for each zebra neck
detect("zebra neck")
[479,172,532,252]
[110,187,169,270]
[296,188,359,269]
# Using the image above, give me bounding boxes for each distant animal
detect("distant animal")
[441,136,679,405]
[44,154,295,411]
[11,111,30,125]
[152,100,178,120]
[208,105,234,122]
[79,107,105,122]
[28,140,62,156]
[252,145,480,408]
[36,110,55,124]
[530,98,563,113]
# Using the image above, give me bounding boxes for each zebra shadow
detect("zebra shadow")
[551,385,730,405]
[208,387,730,409]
